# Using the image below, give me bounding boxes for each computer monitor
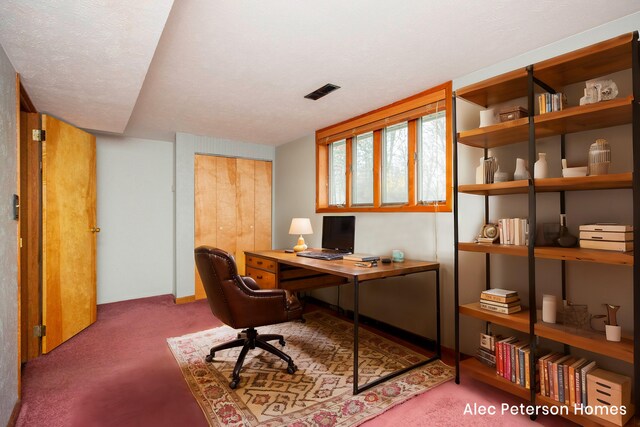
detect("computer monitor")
[322,216,355,253]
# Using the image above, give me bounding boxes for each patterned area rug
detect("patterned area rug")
[167,311,454,426]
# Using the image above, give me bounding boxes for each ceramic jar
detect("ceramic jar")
[534,153,548,179]
[542,294,557,324]
[514,158,530,181]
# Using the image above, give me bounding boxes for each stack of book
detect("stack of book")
[538,92,567,114]
[579,223,634,252]
[498,218,529,246]
[475,333,497,368]
[480,288,522,314]
[538,353,596,407]
[495,337,531,389]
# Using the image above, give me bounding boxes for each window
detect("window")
[382,122,408,204]
[328,139,346,206]
[352,132,374,205]
[418,111,446,204]
[316,81,452,212]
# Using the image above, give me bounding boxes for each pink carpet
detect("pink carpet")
[16,295,574,426]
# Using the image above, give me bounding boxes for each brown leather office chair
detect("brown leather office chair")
[194,246,303,388]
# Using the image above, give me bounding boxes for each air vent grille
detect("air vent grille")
[304,83,341,100]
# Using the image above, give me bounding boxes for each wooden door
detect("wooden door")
[254,160,272,249]
[194,154,218,300]
[41,115,97,353]
[236,158,255,275]
[194,155,272,299]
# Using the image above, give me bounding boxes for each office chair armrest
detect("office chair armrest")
[240,276,260,290]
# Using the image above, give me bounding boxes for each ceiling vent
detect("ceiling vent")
[304,83,341,100]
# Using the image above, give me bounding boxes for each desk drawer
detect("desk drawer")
[246,255,276,272]
[245,267,276,289]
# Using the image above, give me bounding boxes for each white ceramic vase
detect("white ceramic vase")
[534,153,549,179]
[479,108,497,128]
[475,157,484,184]
[514,158,530,181]
[542,294,557,324]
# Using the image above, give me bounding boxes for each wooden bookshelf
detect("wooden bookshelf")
[455,68,528,107]
[459,173,632,196]
[534,173,632,193]
[459,302,529,333]
[458,243,633,266]
[460,358,531,400]
[457,96,633,149]
[535,96,633,137]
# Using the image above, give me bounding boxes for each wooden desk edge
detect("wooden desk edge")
[245,250,439,281]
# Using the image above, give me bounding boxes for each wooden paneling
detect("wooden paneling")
[254,160,272,250]
[236,158,255,275]
[195,156,272,298]
[41,115,96,353]
[194,154,218,300]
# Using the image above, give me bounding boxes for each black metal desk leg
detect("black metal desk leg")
[353,277,360,394]
[435,269,441,359]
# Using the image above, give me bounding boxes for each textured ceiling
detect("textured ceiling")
[0,0,174,133]
[1,1,639,145]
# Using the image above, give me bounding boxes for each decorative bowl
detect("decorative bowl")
[562,167,588,178]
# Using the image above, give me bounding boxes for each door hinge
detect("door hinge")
[32,129,45,142]
[34,325,46,337]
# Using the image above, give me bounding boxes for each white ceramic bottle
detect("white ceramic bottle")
[534,152,548,179]
[514,158,530,181]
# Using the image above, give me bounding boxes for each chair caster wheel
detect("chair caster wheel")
[279,338,286,346]
[205,354,214,362]
[287,364,297,374]
[229,379,239,389]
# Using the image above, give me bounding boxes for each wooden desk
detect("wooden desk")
[244,249,441,394]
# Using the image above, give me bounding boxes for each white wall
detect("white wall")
[274,14,640,355]
[174,132,275,298]
[96,135,174,304]
[0,44,18,426]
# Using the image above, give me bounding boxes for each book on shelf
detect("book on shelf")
[580,361,597,405]
[579,231,633,242]
[570,358,588,406]
[479,332,496,352]
[579,239,633,252]
[479,302,522,314]
[498,218,528,246]
[579,223,633,233]
[479,299,520,309]
[480,288,518,303]
[475,347,496,368]
[538,92,567,114]
[342,253,380,262]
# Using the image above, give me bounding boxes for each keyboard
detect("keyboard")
[296,251,345,261]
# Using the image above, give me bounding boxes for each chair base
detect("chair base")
[205,327,297,389]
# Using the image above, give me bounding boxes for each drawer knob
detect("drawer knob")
[257,261,263,265]
[257,275,263,280]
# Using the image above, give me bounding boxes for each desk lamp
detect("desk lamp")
[289,218,313,252]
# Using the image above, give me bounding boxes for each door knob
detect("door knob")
[90,227,101,233]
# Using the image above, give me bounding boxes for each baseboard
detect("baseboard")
[304,296,437,351]
[174,295,195,304]
[7,399,21,427]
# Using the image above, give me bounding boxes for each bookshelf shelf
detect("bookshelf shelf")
[457,96,633,149]
[458,243,633,266]
[535,322,634,364]
[459,173,633,196]
[459,302,529,333]
[460,358,530,400]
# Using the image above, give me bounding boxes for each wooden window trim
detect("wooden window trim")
[316,81,452,213]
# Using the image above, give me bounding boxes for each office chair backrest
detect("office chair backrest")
[194,246,241,327]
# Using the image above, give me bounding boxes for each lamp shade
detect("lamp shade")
[289,218,313,235]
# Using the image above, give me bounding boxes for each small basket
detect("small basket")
[499,106,528,122]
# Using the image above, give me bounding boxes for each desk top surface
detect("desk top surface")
[245,249,439,281]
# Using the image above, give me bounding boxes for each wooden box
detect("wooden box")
[499,106,528,122]
[587,369,634,426]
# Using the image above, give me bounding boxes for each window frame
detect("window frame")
[315,81,452,213]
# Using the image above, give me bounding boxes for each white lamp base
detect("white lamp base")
[293,235,307,252]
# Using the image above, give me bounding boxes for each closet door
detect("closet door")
[194,155,217,300]
[254,160,272,250]
[236,159,255,275]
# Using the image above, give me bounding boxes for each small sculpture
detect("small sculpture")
[604,304,621,342]
[606,304,620,327]
[580,79,618,105]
